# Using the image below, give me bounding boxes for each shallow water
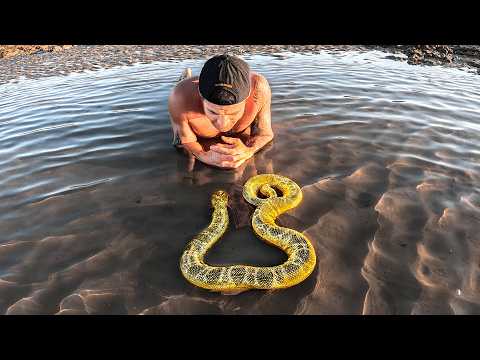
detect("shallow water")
[1,50,479,315]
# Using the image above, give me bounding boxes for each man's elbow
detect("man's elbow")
[257,132,274,142]
[258,133,274,148]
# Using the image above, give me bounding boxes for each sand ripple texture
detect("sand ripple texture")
[0,50,479,314]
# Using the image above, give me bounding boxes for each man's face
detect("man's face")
[202,99,246,132]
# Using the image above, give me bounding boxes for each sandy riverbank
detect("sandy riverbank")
[1,45,479,85]
[2,45,479,67]
[0,45,73,58]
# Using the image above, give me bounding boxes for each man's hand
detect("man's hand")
[209,136,254,169]
[202,136,254,169]
[181,139,251,170]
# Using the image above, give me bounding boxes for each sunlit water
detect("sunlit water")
[1,50,479,315]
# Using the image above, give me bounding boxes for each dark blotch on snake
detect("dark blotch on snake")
[187,265,202,277]
[297,249,310,263]
[230,267,247,285]
[274,268,285,282]
[284,263,300,276]
[206,268,222,282]
[256,269,274,287]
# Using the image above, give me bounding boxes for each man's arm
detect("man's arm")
[168,91,233,168]
[245,76,274,153]
[182,141,237,169]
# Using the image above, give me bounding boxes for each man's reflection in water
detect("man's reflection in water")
[175,138,275,229]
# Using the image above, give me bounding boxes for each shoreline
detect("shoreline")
[1,45,479,85]
[0,45,74,59]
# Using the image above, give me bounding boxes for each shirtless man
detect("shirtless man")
[168,54,274,169]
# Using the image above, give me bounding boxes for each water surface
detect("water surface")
[1,51,479,314]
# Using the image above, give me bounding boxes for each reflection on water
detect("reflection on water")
[1,51,479,314]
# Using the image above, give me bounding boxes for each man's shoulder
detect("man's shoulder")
[169,76,202,121]
[171,76,199,100]
[251,73,271,104]
[252,72,269,87]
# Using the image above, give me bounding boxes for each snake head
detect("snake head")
[211,190,229,208]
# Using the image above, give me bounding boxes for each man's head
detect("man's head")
[199,54,250,132]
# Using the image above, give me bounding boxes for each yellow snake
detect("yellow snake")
[179,174,316,293]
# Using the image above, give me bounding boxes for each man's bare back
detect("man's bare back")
[168,55,274,169]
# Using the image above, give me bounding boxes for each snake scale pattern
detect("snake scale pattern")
[180,174,316,293]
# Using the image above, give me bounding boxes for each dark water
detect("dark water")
[1,51,479,315]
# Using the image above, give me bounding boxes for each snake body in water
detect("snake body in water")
[180,174,316,293]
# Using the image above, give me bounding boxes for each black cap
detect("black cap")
[199,54,251,105]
